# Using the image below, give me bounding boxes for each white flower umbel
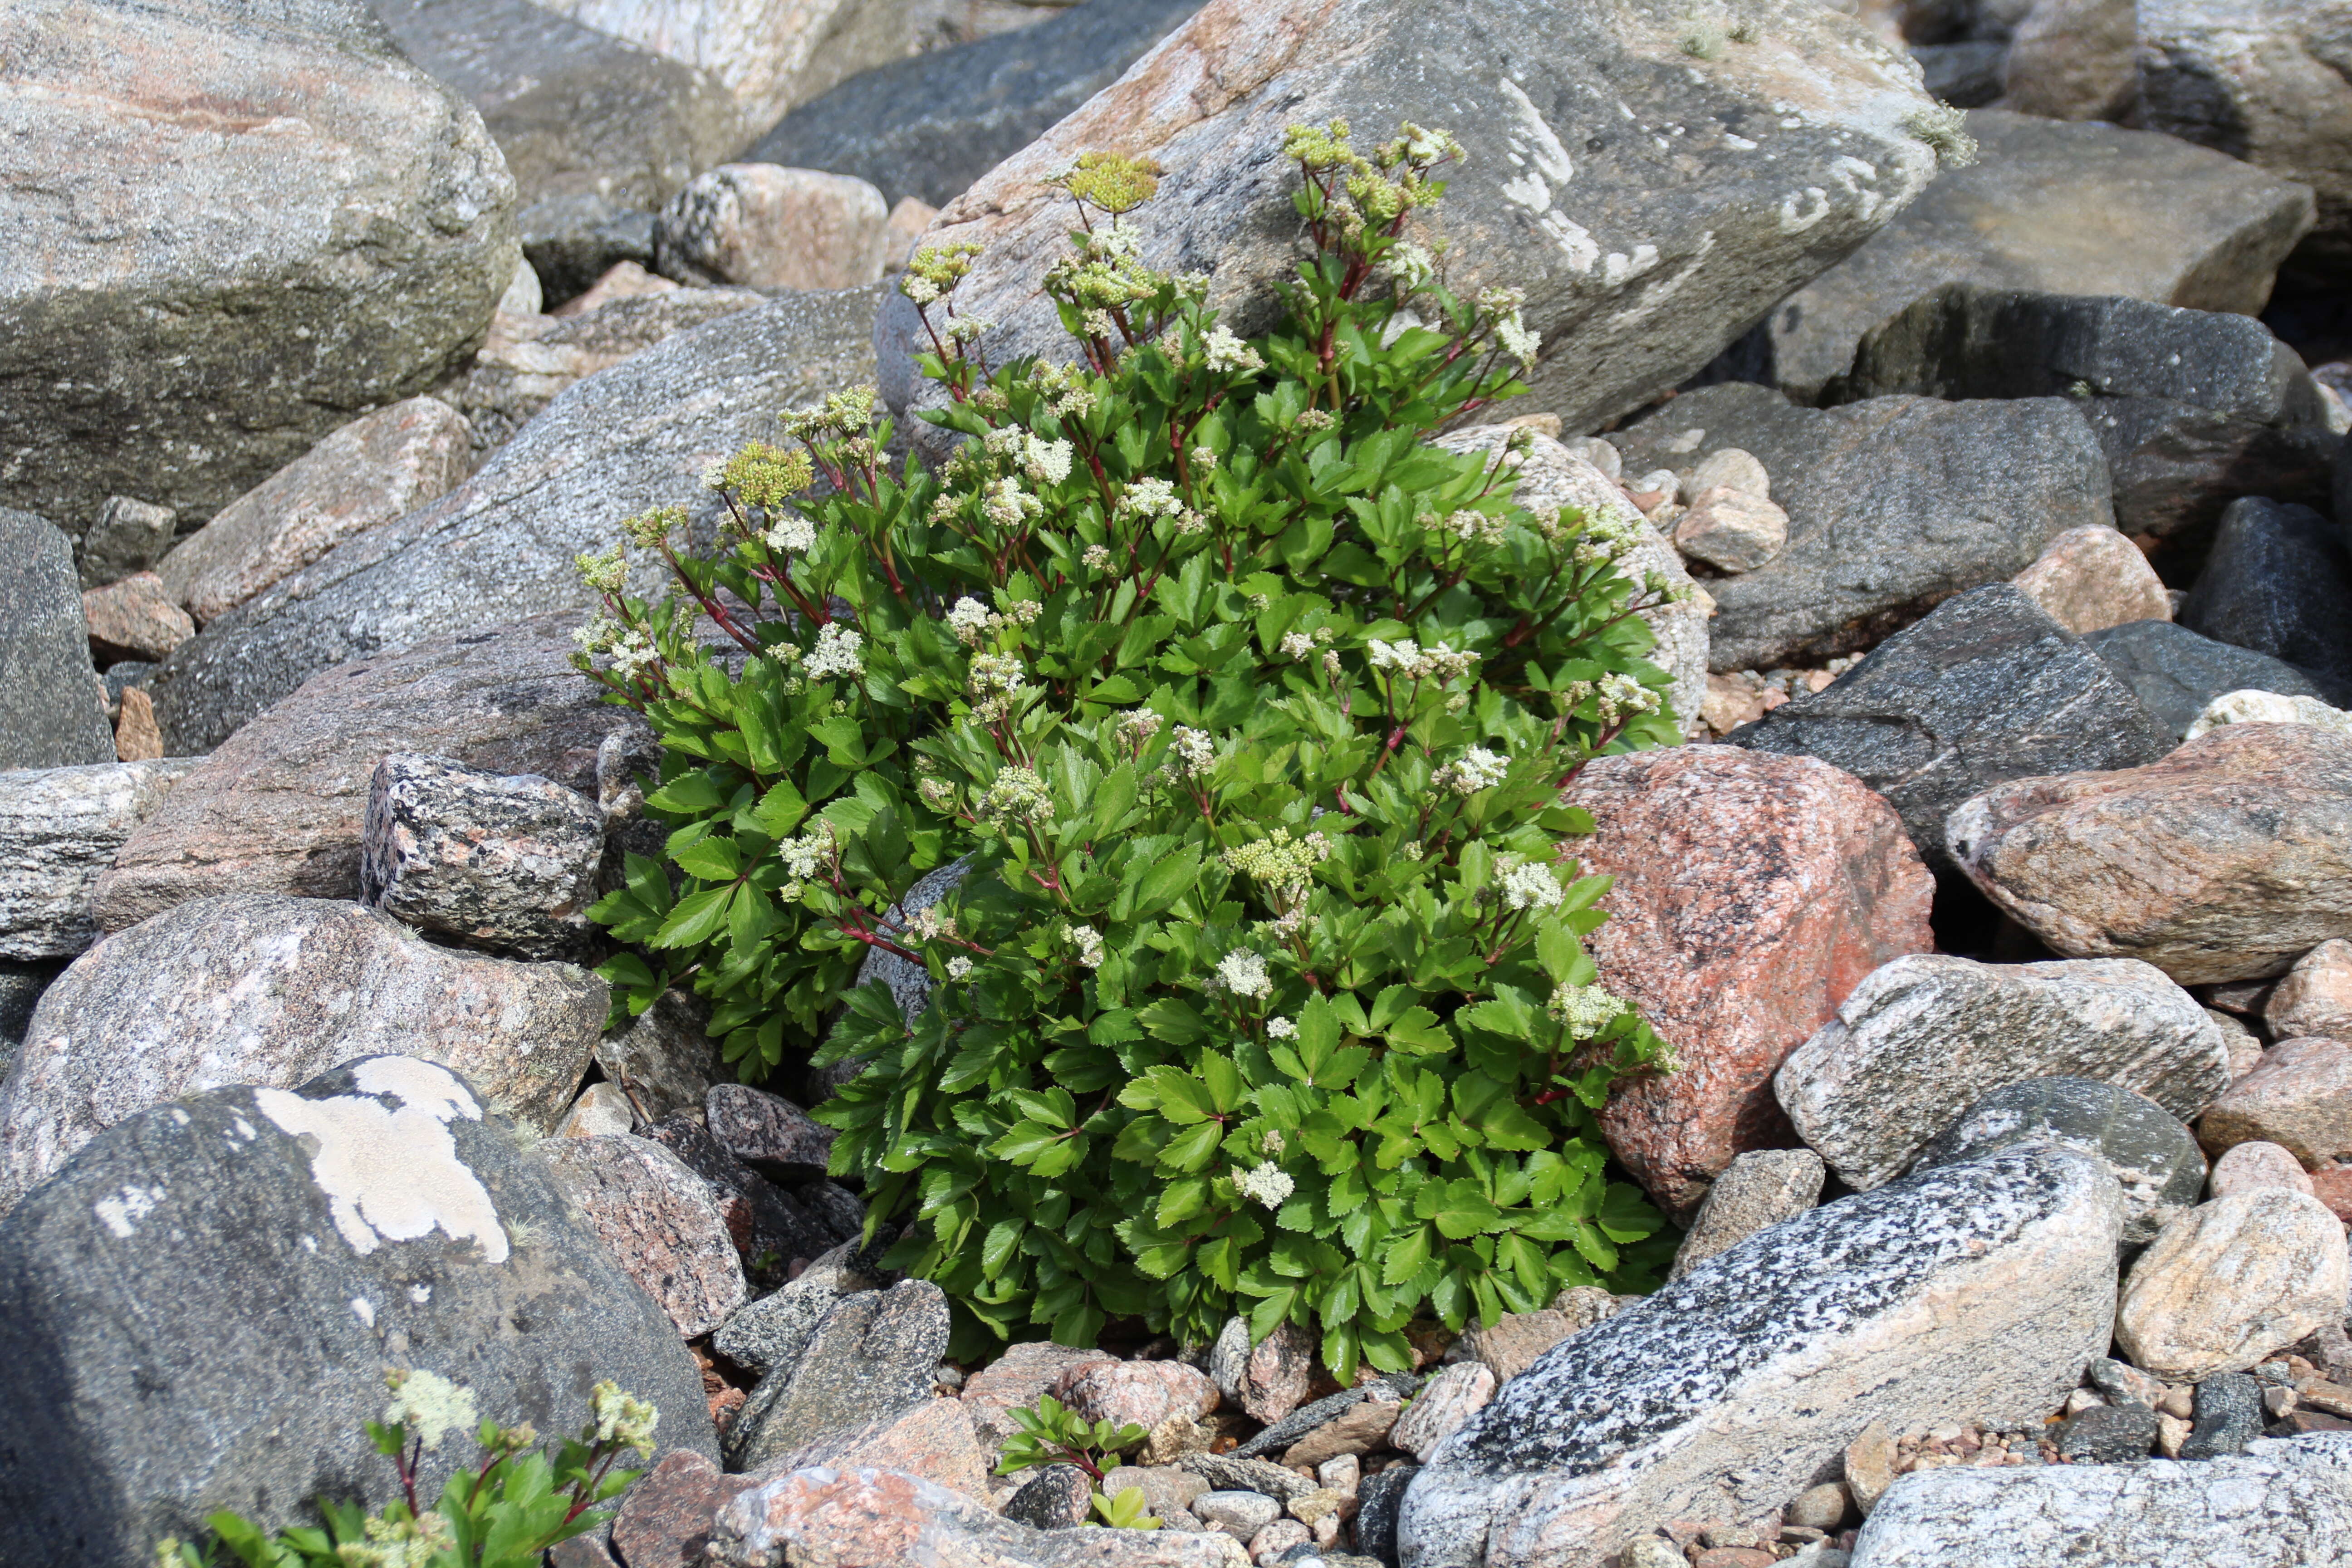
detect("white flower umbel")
[1064,922,1106,969]
[1234,1161,1294,1210]
[762,510,816,554]
[946,596,991,646]
[1201,324,1266,373]
[1499,859,1565,911]
[1433,745,1509,796]
[1214,949,1273,1001]
[589,1380,660,1459]
[804,622,863,679]
[1168,725,1216,778]
[946,956,974,980]
[1548,982,1629,1039]
[1022,435,1074,486]
[778,824,833,880]
[1265,1016,1298,1040]
[383,1368,477,1453]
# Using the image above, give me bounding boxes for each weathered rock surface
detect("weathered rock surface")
[746,0,1207,210]
[370,0,741,210]
[640,1114,848,1284]
[713,1240,884,1377]
[656,165,889,290]
[82,572,196,665]
[0,760,196,960]
[1209,1315,1317,1425]
[741,1396,991,1500]
[76,497,177,591]
[1611,387,2113,673]
[2117,1188,2352,1382]
[961,1340,1120,1447]
[0,0,516,528]
[99,612,652,927]
[360,752,607,959]
[613,1450,757,1568]
[1565,745,1935,1213]
[1057,1360,1220,1434]
[596,988,725,1123]
[1397,1147,2124,1568]
[2208,1140,2314,1200]
[1846,1451,2352,1567]
[1946,724,2352,984]
[1729,585,2170,868]
[707,1083,836,1175]
[2081,619,2334,741]
[1749,110,2316,402]
[2009,525,2171,637]
[0,511,116,771]
[2270,940,2352,1043]
[1004,1463,1094,1530]
[727,1279,951,1472]
[150,287,882,752]
[1909,1077,2207,1245]
[880,0,1952,444]
[539,1133,747,1337]
[2183,1372,2267,1461]
[0,893,606,1210]
[1669,1148,1826,1279]
[158,397,474,629]
[0,1056,713,1568]
[2186,689,2352,743]
[2177,498,2352,701]
[1673,487,1790,575]
[1777,955,2227,1190]
[2198,1038,2352,1167]
[1392,1364,1498,1460]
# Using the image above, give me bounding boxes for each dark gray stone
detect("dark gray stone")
[1911,40,2006,107]
[1355,1464,1417,1566]
[2082,620,2335,742]
[520,193,659,305]
[2183,1372,2266,1460]
[723,1277,949,1472]
[710,1240,882,1377]
[1611,384,2112,672]
[1233,1387,1373,1460]
[371,0,740,211]
[0,960,54,1049]
[1822,285,2341,564]
[360,751,607,960]
[1727,585,2171,867]
[2055,1402,2159,1463]
[1397,1147,2124,1568]
[746,0,1206,211]
[151,286,881,754]
[1910,1077,2207,1248]
[1004,1463,1095,1529]
[794,1178,867,1246]
[2177,499,2352,701]
[640,1114,839,1289]
[706,1083,835,1177]
[77,497,178,589]
[0,1055,714,1568]
[1742,110,2316,402]
[0,510,114,770]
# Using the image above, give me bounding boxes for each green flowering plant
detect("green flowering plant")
[156,1374,655,1568]
[994,1394,1147,1481]
[577,121,1684,1371]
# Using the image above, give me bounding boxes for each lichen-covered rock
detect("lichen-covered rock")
[0,510,118,771]
[1563,745,1935,1214]
[1908,1078,2207,1246]
[727,1279,951,1472]
[2197,1038,2352,1167]
[1946,724,2352,985]
[538,1133,747,1338]
[360,753,607,960]
[0,893,605,1211]
[1393,1364,1497,1460]
[2116,1188,2352,1382]
[0,760,195,959]
[1669,1148,1826,1279]
[1397,1147,2124,1568]
[1777,955,2228,1190]
[0,1056,713,1568]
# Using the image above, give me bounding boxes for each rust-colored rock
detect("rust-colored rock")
[2310,1165,2352,1222]
[1947,725,2352,985]
[2198,1038,2352,1166]
[112,687,163,763]
[82,573,194,664]
[1564,745,1936,1213]
[613,1450,756,1568]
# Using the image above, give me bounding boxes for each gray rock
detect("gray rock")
[0,0,515,529]
[0,893,606,1211]
[1912,39,2007,106]
[854,855,975,1027]
[1177,1451,1321,1504]
[538,1132,748,1337]
[0,962,54,1054]
[639,1114,845,1286]
[1777,955,2228,1191]
[1194,1490,1283,1540]
[1396,1147,2124,1568]
[0,760,196,959]
[724,1277,950,1472]
[706,1083,835,1176]
[2081,620,2335,742]
[0,510,115,771]
[1355,1465,1417,1566]
[2055,1402,2159,1463]
[882,0,1951,447]
[1612,386,2113,673]
[1233,1387,1375,1461]
[595,988,723,1124]
[78,497,177,590]
[1745,109,2316,402]
[150,287,882,754]
[369,0,740,211]
[1821,285,2342,564]
[1209,1314,1316,1424]
[2182,1371,2265,1460]
[520,194,660,305]
[0,1055,714,1568]
[1005,1463,1096,1529]
[1729,585,2171,867]
[1909,1077,2208,1246]
[712,1240,882,1377]
[2177,498,2352,701]
[1669,1148,1826,1280]
[360,752,607,959]
[99,611,653,929]
[1845,1450,2352,1566]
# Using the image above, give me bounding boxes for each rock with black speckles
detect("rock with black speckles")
[1906,1078,2207,1246]
[1396,1146,2123,1568]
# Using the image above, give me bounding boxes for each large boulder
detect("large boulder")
[746,0,1208,209]
[149,286,881,753]
[0,893,607,1211]
[1609,387,2114,672]
[370,0,741,209]
[0,1056,714,1568]
[1911,1077,2208,1245]
[2116,1187,2352,1382]
[1946,723,2352,985]
[1729,585,2171,868]
[2177,498,2352,702]
[879,0,1952,441]
[98,612,649,928]
[0,0,516,529]
[2081,619,2337,742]
[0,760,197,960]
[1396,1146,2125,1568]
[0,510,117,770]
[1747,110,2315,402]
[1562,745,1935,1214]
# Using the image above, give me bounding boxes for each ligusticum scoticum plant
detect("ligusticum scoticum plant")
[578,121,1681,1372]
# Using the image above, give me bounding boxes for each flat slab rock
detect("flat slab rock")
[1776,953,2228,1190]
[0,1056,713,1568]
[0,892,606,1212]
[1397,1146,2124,1568]
[538,1133,747,1338]
[726,1279,951,1473]
[0,759,195,960]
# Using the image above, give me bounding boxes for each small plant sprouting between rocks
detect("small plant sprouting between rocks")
[996,1396,1161,1529]
[578,121,1681,1375]
[153,1373,656,1568]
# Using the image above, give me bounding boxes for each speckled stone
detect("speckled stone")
[1209,1315,1317,1424]
[1906,1077,2208,1245]
[705,1083,834,1175]
[1397,1147,2124,1568]
[1004,1463,1094,1529]
[1392,1363,1498,1460]
[0,759,196,959]
[2056,1402,2160,1463]
[724,1278,950,1471]
[2116,1189,2352,1382]
[710,1240,882,1377]
[537,1134,746,1338]
[2182,1372,2265,1460]
[1670,1149,1825,1279]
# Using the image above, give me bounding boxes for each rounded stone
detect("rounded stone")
[1909,1076,2207,1244]
[2117,1188,2352,1382]
[1787,1480,1853,1530]
[2055,1401,2160,1463]
[1192,1490,1282,1540]
[2209,1140,2316,1199]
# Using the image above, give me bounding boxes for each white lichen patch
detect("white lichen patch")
[94,1183,166,1238]
[256,1059,506,1264]
[351,1296,376,1328]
